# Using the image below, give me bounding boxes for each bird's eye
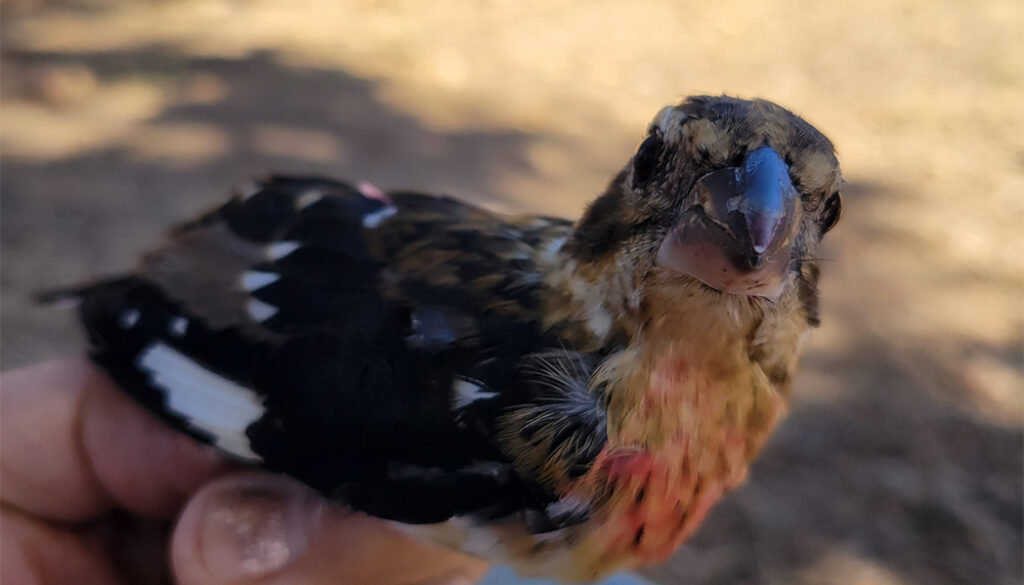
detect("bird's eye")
[819,192,842,234]
[632,133,664,189]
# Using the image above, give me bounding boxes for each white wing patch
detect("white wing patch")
[118,309,140,329]
[452,378,498,410]
[295,189,324,210]
[362,206,397,229]
[168,316,189,337]
[137,342,264,461]
[246,298,279,322]
[265,241,301,261]
[240,270,280,292]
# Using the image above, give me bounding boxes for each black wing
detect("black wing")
[72,175,607,526]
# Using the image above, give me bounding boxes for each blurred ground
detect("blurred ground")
[2,1,1022,584]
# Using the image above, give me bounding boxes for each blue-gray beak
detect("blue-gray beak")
[656,145,800,298]
[696,145,798,269]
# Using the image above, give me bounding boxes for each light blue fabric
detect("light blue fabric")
[477,566,658,585]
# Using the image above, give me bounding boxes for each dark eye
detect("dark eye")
[820,192,842,234]
[631,133,664,188]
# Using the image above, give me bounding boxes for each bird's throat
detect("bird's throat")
[573,312,788,573]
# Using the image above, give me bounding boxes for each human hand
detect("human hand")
[1,359,488,585]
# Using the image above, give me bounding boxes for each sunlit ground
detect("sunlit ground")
[2,1,1021,584]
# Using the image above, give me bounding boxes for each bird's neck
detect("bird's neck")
[605,273,805,462]
[565,285,799,573]
[537,237,807,460]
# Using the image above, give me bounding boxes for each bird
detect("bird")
[49,95,842,582]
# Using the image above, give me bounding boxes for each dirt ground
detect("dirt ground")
[2,1,1021,584]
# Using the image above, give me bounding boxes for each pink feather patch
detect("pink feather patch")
[357,181,393,206]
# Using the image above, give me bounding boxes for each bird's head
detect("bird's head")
[567,95,842,327]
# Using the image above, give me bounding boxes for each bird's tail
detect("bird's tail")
[34,275,142,307]
[40,275,269,463]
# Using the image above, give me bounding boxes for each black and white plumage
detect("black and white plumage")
[55,96,844,581]
[73,176,603,526]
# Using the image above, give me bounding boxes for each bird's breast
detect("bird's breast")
[571,340,787,572]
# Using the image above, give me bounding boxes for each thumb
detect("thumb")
[170,472,324,584]
[171,471,489,585]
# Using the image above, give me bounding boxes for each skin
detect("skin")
[0,359,488,585]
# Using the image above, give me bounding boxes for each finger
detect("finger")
[171,472,488,585]
[2,360,114,520]
[1,505,123,585]
[1,359,226,522]
[79,362,228,517]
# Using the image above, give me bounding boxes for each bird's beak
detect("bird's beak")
[656,146,800,299]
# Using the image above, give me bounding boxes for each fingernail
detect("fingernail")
[199,475,322,581]
[418,572,478,585]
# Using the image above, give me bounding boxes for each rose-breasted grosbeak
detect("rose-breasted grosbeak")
[52,95,842,581]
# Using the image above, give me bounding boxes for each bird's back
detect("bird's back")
[72,176,592,523]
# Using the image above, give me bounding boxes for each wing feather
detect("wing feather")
[73,175,606,528]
